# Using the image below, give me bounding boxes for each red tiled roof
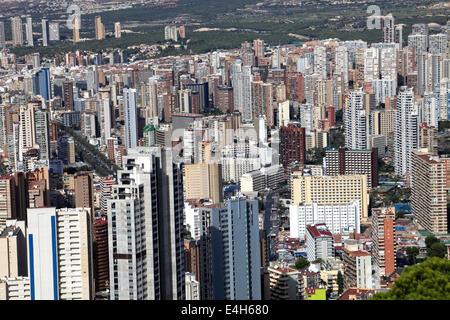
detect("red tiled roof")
[307,224,333,238]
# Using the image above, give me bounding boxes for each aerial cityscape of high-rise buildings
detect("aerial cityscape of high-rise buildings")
[0,1,448,305]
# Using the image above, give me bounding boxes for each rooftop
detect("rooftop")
[307,224,333,238]
[337,288,375,300]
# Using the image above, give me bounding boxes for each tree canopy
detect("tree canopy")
[294,258,310,270]
[372,257,450,300]
[406,247,420,265]
[425,236,446,258]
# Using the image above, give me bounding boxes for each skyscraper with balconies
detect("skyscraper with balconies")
[345,88,370,150]
[107,147,185,300]
[411,150,448,234]
[11,17,23,47]
[371,207,396,278]
[394,88,420,176]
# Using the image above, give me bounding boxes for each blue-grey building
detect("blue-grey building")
[33,68,52,101]
[202,197,261,300]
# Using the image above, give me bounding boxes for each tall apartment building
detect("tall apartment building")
[0,22,5,48]
[324,147,378,188]
[0,176,16,225]
[74,171,95,215]
[49,22,60,41]
[233,62,253,122]
[371,109,395,138]
[0,220,27,278]
[11,17,24,47]
[114,22,121,39]
[314,46,328,79]
[394,88,420,176]
[33,68,52,101]
[27,207,93,300]
[394,24,403,47]
[253,39,265,65]
[63,82,74,111]
[364,47,379,82]
[123,88,138,150]
[95,16,105,40]
[306,224,333,262]
[55,208,93,300]
[73,15,80,43]
[25,17,33,47]
[371,207,396,278]
[164,25,178,42]
[92,216,109,296]
[382,15,395,43]
[285,72,305,103]
[291,173,369,221]
[280,124,306,170]
[34,109,50,161]
[184,162,223,204]
[411,150,448,234]
[408,34,428,63]
[429,33,447,54]
[99,176,116,215]
[198,198,261,300]
[419,123,438,154]
[41,19,49,47]
[251,81,273,126]
[342,248,373,289]
[107,147,185,300]
[345,88,370,150]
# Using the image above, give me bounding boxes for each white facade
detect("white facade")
[423,92,440,127]
[335,46,349,88]
[429,33,447,55]
[394,88,420,176]
[356,255,372,289]
[289,201,360,239]
[184,202,202,241]
[27,208,58,300]
[305,224,333,262]
[299,104,314,133]
[364,47,379,82]
[233,62,253,122]
[27,208,93,300]
[123,88,138,150]
[25,17,33,47]
[0,277,31,300]
[185,273,200,300]
[372,78,396,105]
[56,208,92,300]
[165,25,178,42]
[278,100,290,127]
[345,88,370,150]
[313,46,327,79]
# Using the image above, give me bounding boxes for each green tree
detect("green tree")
[427,242,447,258]
[425,236,440,249]
[312,258,324,265]
[337,271,344,295]
[406,247,419,265]
[371,257,450,300]
[294,258,310,270]
[258,200,264,212]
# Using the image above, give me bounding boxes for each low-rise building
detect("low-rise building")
[268,264,300,300]
[342,248,373,289]
[306,224,333,262]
